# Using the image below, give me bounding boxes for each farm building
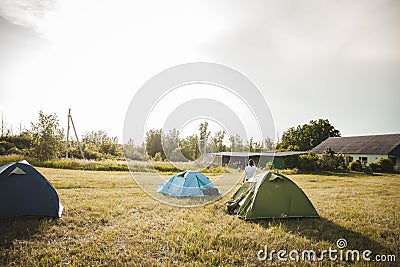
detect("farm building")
[312,133,400,167]
[210,151,307,169]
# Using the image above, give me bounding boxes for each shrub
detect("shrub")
[203,166,227,174]
[318,154,336,171]
[369,162,379,172]
[80,149,103,160]
[0,134,32,151]
[318,147,344,171]
[377,158,394,173]
[151,162,182,172]
[265,161,274,170]
[152,152,163,162]
[33,159,130,171]
[348,161,362,171]
[282,155,300,169]
[124,147,147,161]
[0,141,15,155]
[0,154,26,165]
[334,154,346,170]
[299,152,318,171]
[7,147,22,155]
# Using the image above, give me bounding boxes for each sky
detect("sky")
[0,0,399,144]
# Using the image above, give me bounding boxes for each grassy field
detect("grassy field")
[0,169,399,266]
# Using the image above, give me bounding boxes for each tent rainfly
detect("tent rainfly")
[0,160,63,218]
[157,170,221,197]
[227,172,319,219]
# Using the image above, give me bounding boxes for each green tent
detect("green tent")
[227,172,319,219]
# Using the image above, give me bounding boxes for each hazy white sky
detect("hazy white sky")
[1,0,399,142]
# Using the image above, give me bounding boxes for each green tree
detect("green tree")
[299,152,319,171]
[253,140,264,152]
[247,137,264,152]
[199,122,210,154]
[248,137,255,152]
[318,147,337,171]
[179,134,200,161]
[212,130,227,152]
[187,134,200,160]
[0,131,32,156]
[229,134,245,151]
[82,130,123,159]
[145,129,164,159]
[262,137,275,151]
[124,139,146,161]
[0,141,15,155]
[31,111,64,160]
[198,122,211,157]
[278,119,340,151]
[169,148,186,162]
[377,158,394,173]
[82,130,109,145]
[99,136,123,157]
[162,129,180,159]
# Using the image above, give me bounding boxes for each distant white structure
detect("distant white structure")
[312,133,400,167]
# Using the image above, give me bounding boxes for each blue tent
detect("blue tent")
[0,160,63,218]
[157,170,221,197]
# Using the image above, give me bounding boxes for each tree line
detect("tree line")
[0,111,123,161]
[1,111,343,163]
[1,112,395,172]
[124,122,276,162]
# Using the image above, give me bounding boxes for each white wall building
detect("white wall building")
[312,134,400,168]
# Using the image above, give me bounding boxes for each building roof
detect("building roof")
[311,134,400,155]
[211,151,307,157]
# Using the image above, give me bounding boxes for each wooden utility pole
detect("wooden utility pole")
[65,108,85,159]
[1,114,5,137]
[66,109,71,158]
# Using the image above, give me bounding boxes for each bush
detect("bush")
[80,149,103,160]
[377,158,394,173]
[0,154,26,165]
[203,166,227,174]
[7,147,22,155]
[348,161,362,171]
[151,162,182,172]
[0,141,15,155]
[318,154,336,171]
[152,152,163,162]
[265,161,274,170]
[0,134,32,151]
[282,155,300,169]
[334,154,346,170]
[318,147,345,171]
[369,162,379,172]
[299,152,318,171]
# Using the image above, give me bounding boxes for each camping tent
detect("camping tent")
[0,160,63,218]
[227,172,318,219]
[157,170,221,197]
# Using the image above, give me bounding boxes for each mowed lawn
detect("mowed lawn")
[0,168,399,266]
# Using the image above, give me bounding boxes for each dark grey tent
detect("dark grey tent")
[0,160,63,218]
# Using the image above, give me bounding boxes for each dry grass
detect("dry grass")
[0,168,399,266]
